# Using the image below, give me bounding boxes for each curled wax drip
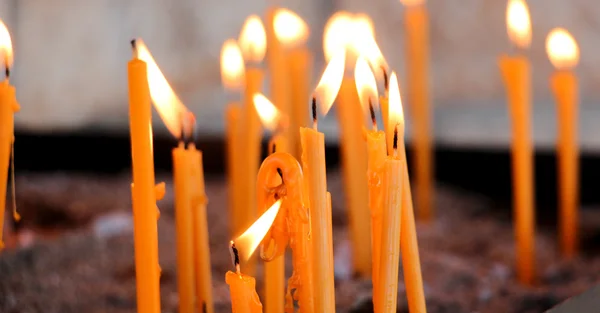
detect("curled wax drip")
[10,139,19,221]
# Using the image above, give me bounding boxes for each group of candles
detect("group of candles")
[0,0,586,312]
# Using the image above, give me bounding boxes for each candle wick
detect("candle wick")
[311,96,318,130]
[130,39,138,58]
[369,98,378,131]
[393,124,399,156]
[381,66,389,92]
[229,240,241,275]
[4,65,9,80]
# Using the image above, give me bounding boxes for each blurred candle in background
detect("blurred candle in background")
[0,20,19,249]
[221,40,246,239]
[274,9,311,159]
[498,0,535,285]
[546,29,580,259]
[399,0,433,221]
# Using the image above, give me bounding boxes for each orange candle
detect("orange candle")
[300,52,345,313]
[221,40,246,238]
[274,9,311,159]
[127,39,161,313]
[499,0,535,285]
[0,20,19,249]
[400,0,433,221]
[256,152,315,313]
[226,271,264,313]
[546,29,580,258]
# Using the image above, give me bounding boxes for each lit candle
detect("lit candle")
[127,39,161,313]
[253,93,288,313]
[498,0,535,285]
[238,16,267,276]
[221,40,246,239]
[301,51,345,313]
[256,152,315,313]
[354,56,386,312]
[0,20,19,249]
[228,200,282,313]
[323,13,371,277]
[546,29,580,259]
[274,9,311,159]
[399,0,433,221]
[136,40,213,313]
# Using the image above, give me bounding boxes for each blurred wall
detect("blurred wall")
[3,0,600,149]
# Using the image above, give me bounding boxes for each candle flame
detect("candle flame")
[546,28,579,70]
[0,20,13,69]
[220,39,246,90]
[323,11,354,62]
[388,72,404,131]
[238,15,267,63]
[314,51,346,116]
[135,39,189,139]
[354,56,379,113]
[399,0,425,6]
[506,0,531,49]
[234,200,282,261]
[253,93,282,131]
[351,24,387,85]
[274,8,309,48]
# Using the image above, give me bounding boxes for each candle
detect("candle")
[499,0,535,285]
[399,0,433,221]
[546,29,580,258]
[238,16,267,276]
[221,40,247,238]
[137,40,214,313]
[256,152,315,313]
[300,52,345,313]
[388,72,427,313]
[0,20,19,249]
[228,200,283,313]
[323,14,371,277]
[273,9,311,159]
[253,93,288,313]
[354,56,386,311]
[127,39,161,313]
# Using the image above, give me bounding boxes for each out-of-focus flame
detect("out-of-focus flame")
[546,28,579,70]
[135,39,189,139]
[0,20,13,69]
[354,56,379,112]
[274,8,309,48]
[388,72,404,130]
[314,51,346,116]
[238,15,267,63]
[352,24,387,85]
[506,0,531,49]
[399,0,425,7]
[253,93,282,131]
[323,11,353,62]
[234,200,282,261]
[221,39,246,90]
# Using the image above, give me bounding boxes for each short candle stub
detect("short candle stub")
[312,96,318,129]
[229,241,241,275]
[369,98,377,131]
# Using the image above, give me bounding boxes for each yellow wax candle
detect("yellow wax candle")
[400,0,433,221]
[239,17,267,277]
[274,9,311,159]
[546,29,580,259]
[127,39,161,313]
[0,20,19,250]
[221,40,246,238]
[499,0,535,285]
[189,145,214,313]
[226,271,264,313]
[389,72,427,313]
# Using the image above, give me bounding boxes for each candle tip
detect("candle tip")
[393,125,399,151]
[369,98,377,130]
[4,66,8,79]
[229,240,241,273]
[130,39,136,48]
[311,96,317,125]
[381,66,388,92]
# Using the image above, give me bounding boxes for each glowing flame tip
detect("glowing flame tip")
[274,9,309,48]
[314,51,346,116]
[506,0,531,49]
[546,28,579,70]
[234,200,283,261]
[0,20,13,70]
[239,15,267,63]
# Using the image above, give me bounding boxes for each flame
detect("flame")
[352,23,387,84]
[253,93,282,131]
[274,8,309,48]
[135,39,189,138]
[238,15,267,63]
[0,20,13,69]
[314,51,346,115]
[546,28,579,70]
[323,11,353,62]
[388,72,404,130]
[234,200,282,260]
[354,56,379,113]
[506,0,531,49]
[353,14,375,37]
[399,0,425,6]
[221,39,246,90]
